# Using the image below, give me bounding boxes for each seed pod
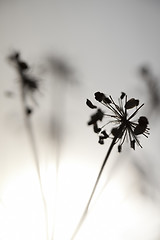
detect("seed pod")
[118,145,122,153]
[134,124,146,135]
[131,140,135,150]
[120,92,126,99]
[93,123,101,133]
[98,136,104,144]
[138,116,149,126]
[125,98,139,109]
[86,99,97,109]
[94,92,105,102]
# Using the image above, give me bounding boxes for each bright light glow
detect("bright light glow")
[1,169,46,240]
[0,157,159,240]
[0,158,96,240]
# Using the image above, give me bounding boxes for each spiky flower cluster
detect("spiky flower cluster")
[86,92,149,152]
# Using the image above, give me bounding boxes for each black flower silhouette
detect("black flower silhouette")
[87,92,149,152]
[71,92,150,240]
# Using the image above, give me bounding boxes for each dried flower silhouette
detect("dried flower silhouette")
[87,91,149,152]
[8,51,49,240]
[71,92,149,240]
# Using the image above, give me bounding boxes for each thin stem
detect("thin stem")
[128,103,144,120]
[70,135,118,240]
[86,136,117,210]
[18,71,49,240]
[51,79,68,240]
[24,110,49,240]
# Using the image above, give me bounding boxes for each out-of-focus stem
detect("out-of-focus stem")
[18,71,49,240]
[51,80,67,240]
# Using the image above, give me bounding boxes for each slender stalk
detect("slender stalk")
[50,89,62,240]
[18,71,49,240]
[86,136,117,210]
[51,80,68,240]
[24,110,49,240]
[70,135,118,240]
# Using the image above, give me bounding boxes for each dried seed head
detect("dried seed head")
[87,92,149,151]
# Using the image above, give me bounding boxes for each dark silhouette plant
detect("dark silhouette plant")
[71,91,149,240]
[8,51,49,240]
[6,52,151,240]
[7,51,78,240]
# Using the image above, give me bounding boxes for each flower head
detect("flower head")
[86,92,149,152]
[8,51,39,95]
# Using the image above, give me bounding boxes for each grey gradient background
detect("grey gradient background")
[0,0,160,239]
